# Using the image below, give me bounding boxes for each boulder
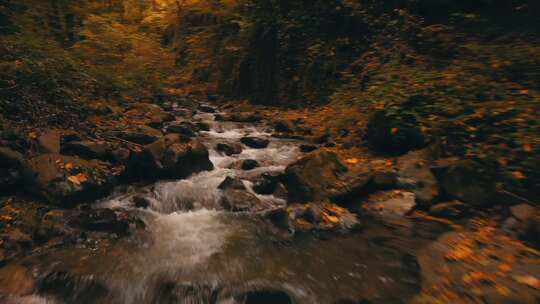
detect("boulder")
[132,195,151,209]
[252,172,282,195]
[241,159,259,171]
[0,265,35,296]
[283,150,347,202]
[166,121,198,137]
[299,144,318,153]
[111,125,162,145]
[273,119,296,133]
[434,159,496,208]
[220,189,261,212]
[365,109,425,155]
[397,151,440,207]
[218,176,247,190]
[329,172,374,204]
[26,154,117,205]
[216,143,243,156]
[0,147,30,190]
[61,141,110,161]
[37,130,61,154]
[282,203,361,233]
[127,134,213,181]
[70,208,129,235]
[241,137,269,149]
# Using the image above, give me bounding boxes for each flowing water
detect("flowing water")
[5,106,445,304]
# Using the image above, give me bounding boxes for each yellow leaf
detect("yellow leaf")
[67,173,88,185]
[345,158,359,165]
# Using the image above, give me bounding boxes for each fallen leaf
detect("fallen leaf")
[67,173,88,186]
[498,263,512,273]
[513,275,540,289]
[65,163,74,171]
[391,127,398,135]
[511,171,526,180]
[345,158,359,165]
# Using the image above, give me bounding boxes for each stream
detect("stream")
[5,106,446,304]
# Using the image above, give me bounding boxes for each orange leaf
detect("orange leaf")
[513,275,540,289]
[67,173,88,185]
[511,171,526,180]
[391,128,398,135]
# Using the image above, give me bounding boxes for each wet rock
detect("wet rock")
[273,183,288,200]
[235,289,292,304]
[273,120,295,133]
[173,108,195,118]
[61,141,110,161]
[284,150,347,202]
[315,133,331,145]
[215,112,262,123]
[397,151,440,207]
[375,191,417,216]
[132,195,151,209]
[429,200,470,219]
[434,159,496,208]
[0,147,29,191]
[38,271,109,304]
[26,154,117,205]
[373,169,398,188]
[127,134,213,181]
[37,130,61,154]
[220,189,260,212]
[71,208,129,235]
[264,208,290,230]
[166,121,197,137]
[329,172,373,204]
[504,204,540,247]
[299,144,318,153]
[110,147,130,164]
[152,282,218,304]
[111,125,163,145]
[198,105,216,113]
[241,159,259,171]
[38,209,70,238]
[241,137,269,149]
[252,172,282,195]
[286,203,361,233]
[3,228,32,248]
[218,176,246,191]
[148,112,175,129]
[216,143,243,156]
[0,265,35,296]
[196,122,211,131]
[365,109,425,155]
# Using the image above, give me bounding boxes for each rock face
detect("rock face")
[127,134,213,181]
[26,154,117,205]
[283,150,347,202]
[365,109,425,155]
[240,137,269,149]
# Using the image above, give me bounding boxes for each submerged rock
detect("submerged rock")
[220,189,261,212]
[235,289,292,304]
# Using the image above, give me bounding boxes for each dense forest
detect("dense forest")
[0,1,539,303]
